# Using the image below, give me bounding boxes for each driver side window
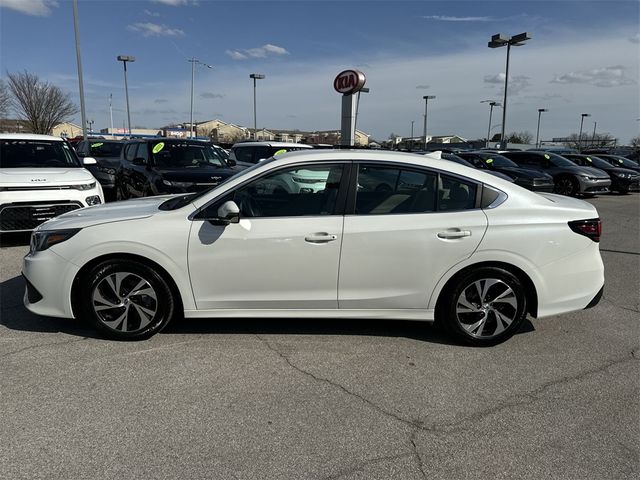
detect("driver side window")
[233,164,345,217]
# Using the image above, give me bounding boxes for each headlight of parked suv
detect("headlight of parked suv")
[162,180,194,187]
[75,182,96,190]
[580,175,598,181]
[30,229,81,254]
[613,172,633,179]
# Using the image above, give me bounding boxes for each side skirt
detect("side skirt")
[183,309,435,321]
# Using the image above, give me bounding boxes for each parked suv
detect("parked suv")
[591,154,640,174]
[457,151,555,192]
[563,154,639,194]
[0,134,103,233]
[229,142,312,168]
[75,139,124,200]
[115,139,238,200]
[500,151,610,196]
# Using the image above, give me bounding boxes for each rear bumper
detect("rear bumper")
[584,285,604,309]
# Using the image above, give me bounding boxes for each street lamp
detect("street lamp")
[579,113,591,150]
[87,118,94,134]
[488,32,532,148]
[188,58,213,139]
[536,108,548,148]
[72,0,88,141]
[422,95,436,150]
[481,100,501,147]
[250,73,265,140]
[117,55,135,136]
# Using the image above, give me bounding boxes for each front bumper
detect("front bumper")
[611,176,640,192]
[577,177,611,194]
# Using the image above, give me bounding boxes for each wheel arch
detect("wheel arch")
[70,252,185,319]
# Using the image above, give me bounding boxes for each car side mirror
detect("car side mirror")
[226,158,237,167]
[83,157,97,165]
[208,200,240,225]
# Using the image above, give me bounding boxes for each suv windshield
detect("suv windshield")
[0,140,80,168]
[547,153,577,167]
[578,156,612,169]
[605,155,639,169]
[476,153,518,168]
[152,142,227,168]
[88,141,123,157]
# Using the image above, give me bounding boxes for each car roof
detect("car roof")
[232,141,312,149]
[0,133,65,141]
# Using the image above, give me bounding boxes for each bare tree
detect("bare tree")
[0,79,10,118]
[630,136,640,150]
[6,71,78,134]
[562,132,616,150]
[506,131,533,144]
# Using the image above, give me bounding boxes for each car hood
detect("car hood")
[36,195,176,230]
[608,167,638,176]
[158,167,236,183]
[0,168,95,186]
[496,167,553,180]
[552,165,609,177]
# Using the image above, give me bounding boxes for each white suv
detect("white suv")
[0,134,104,233]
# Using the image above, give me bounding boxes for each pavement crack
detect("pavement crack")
[409,430,428,479]
[321,452,412,480]
[602,296,640,314]
[0,336,88,359]
[255,334,420,430]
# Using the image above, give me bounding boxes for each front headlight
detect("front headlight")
[30,229,81,253]
[613,172,632,179]
[580,175,597,181]
[162,179,194,188]
[75,182,97,190]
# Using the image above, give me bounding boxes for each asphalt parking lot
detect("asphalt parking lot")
[1,194,638,480]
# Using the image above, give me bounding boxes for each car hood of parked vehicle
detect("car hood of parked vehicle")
[36,195,174,230]
[0,168,95,187]
[157,166,237,183]
[493,167,553,180]
[552,165,610,177]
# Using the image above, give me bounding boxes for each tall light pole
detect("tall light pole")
[422,95,435,150]
[481,100,501,147]
[72,0,88,140]
[188,58,213,139]
[591,121,597,146]
[117,55,135,136]
[579,113,591,150]
[536,108,548,148]
[411,120,414,138]
[109,93,114,133]
[250,73,265,140]
[488,32,532,148]
[87,118,94,134]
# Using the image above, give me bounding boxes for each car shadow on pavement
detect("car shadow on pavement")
[1,274,535,345]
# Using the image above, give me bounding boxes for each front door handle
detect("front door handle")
[305,232,338,243]
[437,229,472,239]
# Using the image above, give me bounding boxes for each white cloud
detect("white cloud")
[0,0,57,16]
[422,15,494,22]
[628,33,640,44]
[226,44,289,60]
[200,92,224,99]
[416,85,430,90]
[151,0,195,6]
[128,22,185,37]
[550,65,636,88]
[144,9,160,17]
[484,73,532,95]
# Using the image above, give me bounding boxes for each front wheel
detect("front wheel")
[79,259,177,340]
[554,177,579,196]
[437,267,528,346]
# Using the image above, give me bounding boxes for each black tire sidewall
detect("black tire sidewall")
[440,267,528,346]
[80,260,175,340]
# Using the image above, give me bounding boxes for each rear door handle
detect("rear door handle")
[305,232,338,243]
[437,229,472,239]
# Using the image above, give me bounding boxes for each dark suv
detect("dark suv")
[116,139,238,199]
[457,151,554,192]
[229,142,312,168]
[75,139,124,200]
[500,151,610,196]
[563,154,639,194]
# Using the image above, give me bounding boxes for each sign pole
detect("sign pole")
[334,69,366,148]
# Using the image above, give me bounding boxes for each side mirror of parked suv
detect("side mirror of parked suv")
[208,200,240,226]
[83,157,97,165]
[226,158,237,167]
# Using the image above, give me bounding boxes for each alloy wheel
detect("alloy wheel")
[555,178,575,196]
[455,278,518,339]
[91,272,158,332]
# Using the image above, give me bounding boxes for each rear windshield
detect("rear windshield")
[0,140,81,168]
[605,155,639,169]
[151,142,227,168]
[88,141,123,157]
[547,153,577,167]
[577,156,612,169]
[477,153,518,168]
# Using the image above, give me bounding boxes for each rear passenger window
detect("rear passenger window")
[124,144,137,161]
[233,147,254,164]
[355,165,437,214]
[438,175,477,211]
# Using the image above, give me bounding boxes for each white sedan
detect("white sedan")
[23,150,604,345]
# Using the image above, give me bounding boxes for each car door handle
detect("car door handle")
[437,229,472,239]
[305,233,338,243]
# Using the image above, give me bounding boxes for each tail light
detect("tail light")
[568,218,601,242]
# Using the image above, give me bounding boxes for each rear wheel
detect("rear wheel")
[437,267,528,346]
[554,177,578,196]
[80,259,177,340]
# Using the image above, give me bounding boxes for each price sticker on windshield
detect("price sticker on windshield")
[274,149,288,156]
[91,143,104,148]
[486,158,494,164]
[544,154,550,159]
[152,142,165,154]
[586,157,592,162]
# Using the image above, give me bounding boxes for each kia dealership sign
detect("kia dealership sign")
[333,69,366,95]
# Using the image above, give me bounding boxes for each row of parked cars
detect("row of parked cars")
[0,133,638,234]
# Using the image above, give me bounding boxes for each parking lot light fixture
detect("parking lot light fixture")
[488,32,532,148]
[188,58,213,139]
[536,108,548,148]
[117,55,135,136]
[579,113,591,150]
[422,95,436,150]
[481,100,501,147]
[250,74,265,140]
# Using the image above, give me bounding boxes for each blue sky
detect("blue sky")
[1,0,638,143]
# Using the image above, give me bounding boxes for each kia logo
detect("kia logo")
[211,176,222,181]
[30,178,46,182]
[333,69,366,95]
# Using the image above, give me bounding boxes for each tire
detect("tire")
[115,183,127,201]
[553,176,579,196]
[436,267,528,346]
[616,187,629,195]
[79,259,177,340]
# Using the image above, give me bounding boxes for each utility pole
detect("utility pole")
[72,0,88,140]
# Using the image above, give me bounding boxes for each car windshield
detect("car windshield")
[477,153,518,168]
[159,158,276,210]
[547,153,576,167]
[0,140,81,168]
[88,141,123,157]
[152,142,227,168]
[605,155,639,169]
[580,156,612,169]
[442,153,474,168]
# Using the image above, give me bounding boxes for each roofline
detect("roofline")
[0,133,65,141]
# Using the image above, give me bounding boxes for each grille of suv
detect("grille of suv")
[0,202,82,232]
